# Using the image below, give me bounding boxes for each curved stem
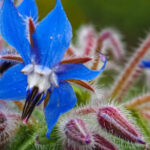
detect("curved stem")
[75,107,98,115]
[125,94,150,110]
[110,36,150,101]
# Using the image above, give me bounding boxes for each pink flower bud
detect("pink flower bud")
[98,29,124,61]
[93,133,118,150]
[63,118,118,150]
[83,27,96,56]
[0,111,9,148]
[0,109,21,149]
[65,118,91,145]
[0,111,7,132]
[97,106,145,144]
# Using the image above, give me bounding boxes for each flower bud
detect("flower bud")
[97,106,145,144]
[64,118,91,145]
[93,133,118,150]
[62,117,118,150]
[0,111,7,131]
[0,109,21,149]
[0,111,9,148]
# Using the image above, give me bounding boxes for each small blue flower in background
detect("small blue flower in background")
[0,0,106,137]
[140,59,150,68]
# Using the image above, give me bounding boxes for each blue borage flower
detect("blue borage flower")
[140,59,150,68]
[0,0,107,137]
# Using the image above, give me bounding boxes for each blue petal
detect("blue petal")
[32,0,72,67]
[44,81,76,138]
[17,0,38,21]
[0,63,27,100]
[0,0,31,64]
[140,59,150,68]
[56,58,107,81]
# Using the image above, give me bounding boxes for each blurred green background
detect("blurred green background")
[36,0,150,48]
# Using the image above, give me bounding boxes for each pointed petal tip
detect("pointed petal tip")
[56,0,62,6]
[34,0,72,67]
[17,0,38,20]
[44,82,76,138]
[46,132,50,139]
[46,130,54,139]
[57,58,106,81]
[137,138,146,145]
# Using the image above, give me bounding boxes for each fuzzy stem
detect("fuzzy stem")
[91,30,123,70]
[99,30,124,60]
[13,101,24,110]
[110,36,150,101]
[125,94,150,110]
[75,107,98,115]
[109,33,124,60]
[141,111,150,120]
[83,28,95,56]
[91,38,102,70]
[139,106,150,111]
[117,67,143,102]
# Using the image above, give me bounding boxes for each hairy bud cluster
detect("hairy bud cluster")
[58,105,146,150]
[97,106,145,144]
[0,110,21,149]
[0,111,9,148]
[61,118,117,150]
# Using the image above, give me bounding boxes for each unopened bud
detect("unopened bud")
[0,109,21,149]
[97,106,145,144]
[93,133,118,150]
[65,118,91,145]
[0,111,9,148]
[0,112,7,131]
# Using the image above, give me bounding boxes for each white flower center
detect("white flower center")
[21,64,58,92]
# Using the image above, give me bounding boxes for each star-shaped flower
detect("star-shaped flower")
[0,0,106,137]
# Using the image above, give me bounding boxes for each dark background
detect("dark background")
[36,0,150,49]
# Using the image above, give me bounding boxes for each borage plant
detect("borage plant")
[0,0,106,138]
[0,0,150,150]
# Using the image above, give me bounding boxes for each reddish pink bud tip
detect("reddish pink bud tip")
[93,133,118,150]
[65,118,91,145]
[97,106,145,144]
[23,117,28,124]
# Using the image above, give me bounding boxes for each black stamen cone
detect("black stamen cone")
[22,86,44,122]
